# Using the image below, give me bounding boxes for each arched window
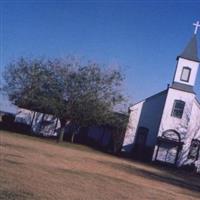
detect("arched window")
[171,100,185,119]
[188,139,200,161]
[155,130,183,165]
[162,129,181,142]
[181,67,191,82]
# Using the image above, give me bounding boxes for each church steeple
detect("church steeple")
[172,21,200,93]
[178,35,200,62]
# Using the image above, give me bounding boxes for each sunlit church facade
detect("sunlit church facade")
[122,23,200,172]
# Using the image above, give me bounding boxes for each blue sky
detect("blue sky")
[0,1,200,112]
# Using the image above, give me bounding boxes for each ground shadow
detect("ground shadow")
[98,160,200,195]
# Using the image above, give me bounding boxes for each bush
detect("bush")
[2,113,15,124]
[180,163,197,172]
[14,122,31,133]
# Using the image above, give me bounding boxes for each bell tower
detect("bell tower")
[172,21,200,93]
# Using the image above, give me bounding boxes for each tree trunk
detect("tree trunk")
[53,118,59,135]
[71,126,80,143]
[58,119,71,143]
[58,125,65,143]
[71,132,75,143]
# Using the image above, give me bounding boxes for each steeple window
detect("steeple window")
[180,67,191,82]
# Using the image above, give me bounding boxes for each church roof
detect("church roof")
[129,89,168,110]
[178,35,200,62]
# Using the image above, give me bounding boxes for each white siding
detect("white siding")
[15,108,35,125]
[179,99,200,168]
[156,88,195,139]
[15,108,60,136]
[122,90,167,153]
[122,101,144,152]
[152,88,196,163]
[137,91,167,147]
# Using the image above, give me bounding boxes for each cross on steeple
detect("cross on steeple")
[193,20,200,35]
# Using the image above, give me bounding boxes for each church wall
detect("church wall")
[178,99,200,168]
[122,90,167,153]
[136,91,167,147]
[156,88,195,139]
[188,99,200,141]
[121,101,144,152]
[152,88,195,161]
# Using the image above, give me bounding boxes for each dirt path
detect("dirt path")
[1,131,200,200]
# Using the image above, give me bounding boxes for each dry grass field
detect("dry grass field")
[0,130,200,200]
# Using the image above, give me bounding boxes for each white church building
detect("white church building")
[122,22,200,172]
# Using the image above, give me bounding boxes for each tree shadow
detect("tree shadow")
[0,121,31,135]
[98,160,200,196]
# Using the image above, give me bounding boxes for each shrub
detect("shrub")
[2,113,15,124]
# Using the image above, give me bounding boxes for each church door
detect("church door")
[155,130,183,166]
[133,127,149,160]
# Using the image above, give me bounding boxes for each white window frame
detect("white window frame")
[171,100,185,119]
[180,67,191,82]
